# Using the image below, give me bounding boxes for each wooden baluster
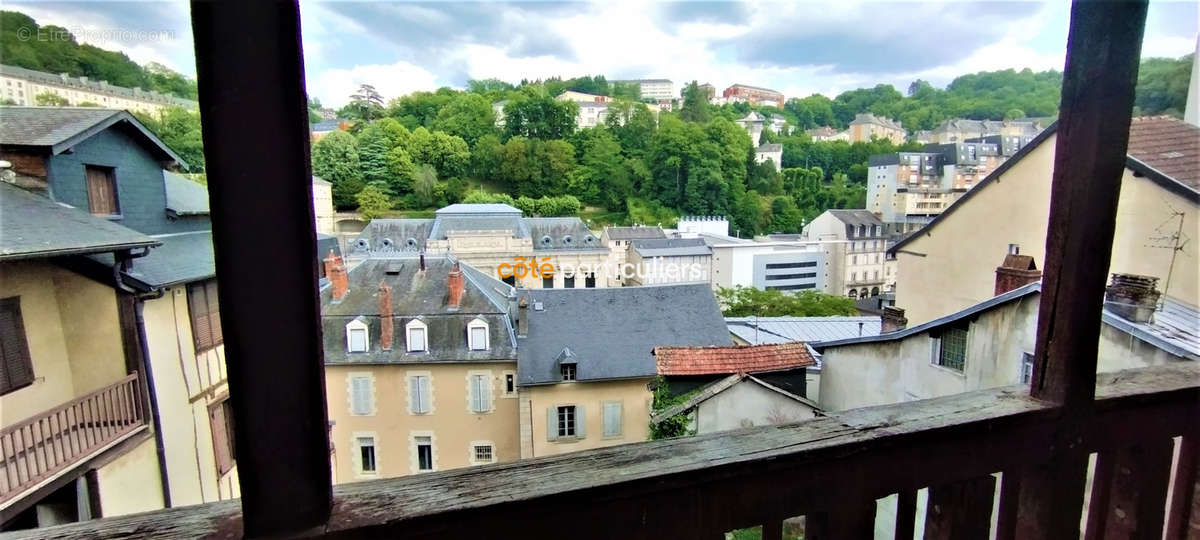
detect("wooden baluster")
[1085,452,1117,539]
[805,500,876,540]
[101,387,114,439]
[1165,433,1198,540]
[2,433,12,493]
[36,419,49,473]
[995,470,1021,540]
[895,490,917,540]
[114,382,128,429]
[1091,440,1174,539]
[925,475,996,540]
[26,425,39,479]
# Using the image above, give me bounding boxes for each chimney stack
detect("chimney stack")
[419,251,426,272]
[1104,273,1161,323]
[378,281,393,350]
[994,253,1041,296]
[517,296,529,336]
[881,306,907,333]
[324,250,348,302]
[447,262,464,308]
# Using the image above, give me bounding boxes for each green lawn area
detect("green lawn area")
[579,205,628,228]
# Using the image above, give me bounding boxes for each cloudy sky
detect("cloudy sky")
[9,1,1198,108]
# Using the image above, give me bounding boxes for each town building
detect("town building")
[928,118,1042,143]
[0,183,164,529]
[310,119,350,141]
[600,226,666,287]
[735,112,783,170]
[755,143,783,171]
[517,283,731,457]
[722,84,784,108]
[706,236,837,295]
[802,210,895,298]
[321,254,520,481]
[650,343,821,434]
[889,116,1199,326]
[681,83,716,102]
[575,101,609,129]
[312,176,335,235]
[815,278,1198,412]
[676,215,730,237]
[351,203,612,289]
[624,238,711,286]
[847,113,906,144]
[726,316,882,401]
[611,79,675,101]
[805,126,849,142]
[0,64,196,114]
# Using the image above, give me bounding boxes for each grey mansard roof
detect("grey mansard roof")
[0,182,158,260]
[351,204,605,254]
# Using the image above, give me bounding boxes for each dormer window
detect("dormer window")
[468,318,489,351]
[346,318,369,353]
[560,364,576,381]
[406,319,428,352]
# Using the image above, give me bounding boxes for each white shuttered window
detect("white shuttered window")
[410,375,431,414]
[603,402,622,437]
[350,375,373,415]
[469,374,490,413]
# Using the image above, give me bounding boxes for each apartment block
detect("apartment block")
[612,79,675,101]
[722,84,784,108]
[0,64,196,115]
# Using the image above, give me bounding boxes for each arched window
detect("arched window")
[467,318,489,351]
[871,287,880,297]
[406,319,428,352]
[848,290,859,299]
[860,288,869,299]
[346,318,369,353]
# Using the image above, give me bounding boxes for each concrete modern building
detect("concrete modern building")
[847,113,906,144]
[928,118,1043,143]
[351,204,612,289]
[0,64,196,114]
[625,238,711,286]
[705,235,837,294]
[600,226,666,287]
[802,210,895,298]
[722,84,784,107]
[889,116,1199,326]
[611,79,675,101]
[517,283,731,457]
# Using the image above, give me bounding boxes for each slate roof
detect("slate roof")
[118,231,215,288]
[163,171,209,216]
[516,283,731,385]
[435,203,522,215]
[1126,116,1200,191]
[632,237,711,257]
[757,143,783,152]
[322,256,516,365]
[353,205,604,254]
[728,84,782,95]
[726,316,882,345]
[850,113,902,130]
[353,219,434,252]
[806,126,839,137]
[0,106,185,167]
[528,217,603,251]
[737,111,765,123]
[826,209,883,227]
[654,342,816,376]
[0,182,159,260]
[604,226,667,241]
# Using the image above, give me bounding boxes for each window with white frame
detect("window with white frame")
[349,374,374,415]
[346,319,368,353]
[548,405,583,440]
[1021,352,1035,384]
[602,401,622,437]
[472,443,495,464]
[356,436,376,474]
[560,364,576,382]
[468,372,492,413]
[408,373,432,414]
[931,322,969,372]
[467,318,489,351]
[502,371,516,397]
[406,319,427,352]
[414,435,434,471]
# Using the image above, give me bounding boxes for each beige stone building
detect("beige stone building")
[889,116,1199,326]
[928,118,1042,144]
[351,204,612,289]
[322,255,520,481]
[847,113,905,144]
[802,209,894,298]
[312,176,335,235]
[0,64,196,114]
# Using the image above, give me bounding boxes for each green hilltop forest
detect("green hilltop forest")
[3,9,1192,234]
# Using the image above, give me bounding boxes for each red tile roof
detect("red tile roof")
[654,342,815,376]
[1127,116,1200,191]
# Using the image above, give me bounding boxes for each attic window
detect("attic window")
[406,319,428,353]
[560,364,576,382]
[468,318,489,351]
[346,319,369,353]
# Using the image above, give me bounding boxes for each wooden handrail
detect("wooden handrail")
[0,374,144,504]
[13,363,1197,539]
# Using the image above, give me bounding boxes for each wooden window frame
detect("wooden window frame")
[84,164,121,218]
[557,405,577,438]
[0,296,35,396]
[467,319,488,351]
[348,373,374,416]
[208,394,236,476]
[406,320,427,352]
[560,364,576,382]
[932,323,969,372]
[357,436,376,475]
[187,280,223,353]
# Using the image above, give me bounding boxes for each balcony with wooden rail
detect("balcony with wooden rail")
[0,374,145,509]
[6,1,1196,538]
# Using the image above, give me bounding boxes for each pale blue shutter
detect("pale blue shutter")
[352,377,371,415]
[419,376,431,413]
[481,375,492,411]
[410,376,421,413]
[575,405,586,438]
[603,402,622,437]
[547,408,558,441]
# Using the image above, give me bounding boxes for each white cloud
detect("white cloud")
[308,61,440,108]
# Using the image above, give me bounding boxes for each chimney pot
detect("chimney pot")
[378,281,393,350]
[517,296,529,336]
[881,306,907,333]
[447,262,464,308]
[994,253,1041,296]
[419,252,425,271]
[324,250,348,302]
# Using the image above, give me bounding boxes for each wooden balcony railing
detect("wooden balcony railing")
[15,362,1198,539]
[0,374,145,505]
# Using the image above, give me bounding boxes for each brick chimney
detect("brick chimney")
[994,253,1041,295]
[1104,273,1161,323]
[517,296,529,336]
[447,262,464,308]
[378,281,393,350]
[881,306,907,333]
[324,250,348,302]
